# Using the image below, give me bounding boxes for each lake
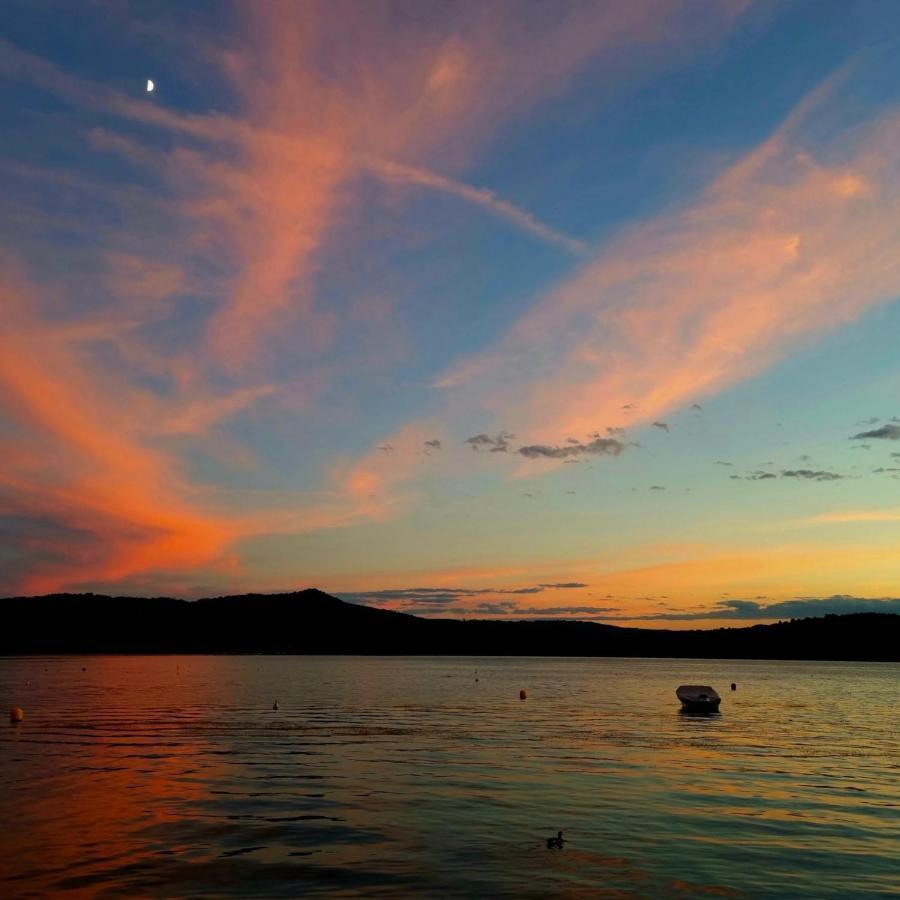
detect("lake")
[1,656,898,897]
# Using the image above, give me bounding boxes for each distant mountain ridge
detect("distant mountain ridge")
[2,589,899,659]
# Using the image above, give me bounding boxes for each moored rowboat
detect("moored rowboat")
[676,684,721,713]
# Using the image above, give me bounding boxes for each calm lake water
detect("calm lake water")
[1,656,898,898]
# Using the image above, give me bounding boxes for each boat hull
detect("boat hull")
[679,698,721,713]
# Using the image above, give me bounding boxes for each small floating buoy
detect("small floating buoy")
[272,701,279,711]
[10,707,24,724]
[519,689,527,700]
[731,683,737,691]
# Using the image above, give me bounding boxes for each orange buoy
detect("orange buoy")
[519,689,527,700]
[10,707,24,724]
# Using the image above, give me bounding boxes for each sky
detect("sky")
[4,0,900,627]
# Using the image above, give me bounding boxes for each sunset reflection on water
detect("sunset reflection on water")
[2,656,898,897]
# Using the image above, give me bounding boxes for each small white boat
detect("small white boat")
[676,684,721,713]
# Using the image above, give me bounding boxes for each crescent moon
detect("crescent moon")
[146,79,155,93]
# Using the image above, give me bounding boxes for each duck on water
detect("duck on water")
[546,831,565,850]
[676,685,721,713]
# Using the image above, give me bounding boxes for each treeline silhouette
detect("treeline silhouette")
[1,589,898,659]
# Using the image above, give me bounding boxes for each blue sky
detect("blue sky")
[3,1,900,625]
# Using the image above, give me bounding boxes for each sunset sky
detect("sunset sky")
[4,0,900,626]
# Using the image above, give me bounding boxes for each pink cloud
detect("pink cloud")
[0,1,760,594]
[437,75,900,451]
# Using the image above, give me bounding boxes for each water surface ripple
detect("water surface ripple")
[2,656,898,897]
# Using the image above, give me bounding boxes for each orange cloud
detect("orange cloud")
[6,1,753,367]
[0,269,241,593]
[200,0,747,365]
[0,1,760,595]
[0,267,389,595]
[437,75,900,451]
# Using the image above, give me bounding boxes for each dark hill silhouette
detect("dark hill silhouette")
[1,589,898,659]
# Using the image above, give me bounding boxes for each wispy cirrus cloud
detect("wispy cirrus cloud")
[365,157,587,256]
[0,267,241,593]
[0,0,824,599]
[0,264,414,595]
[435,63,900,455]
[6,2,667,593]
[6,0,730,371]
